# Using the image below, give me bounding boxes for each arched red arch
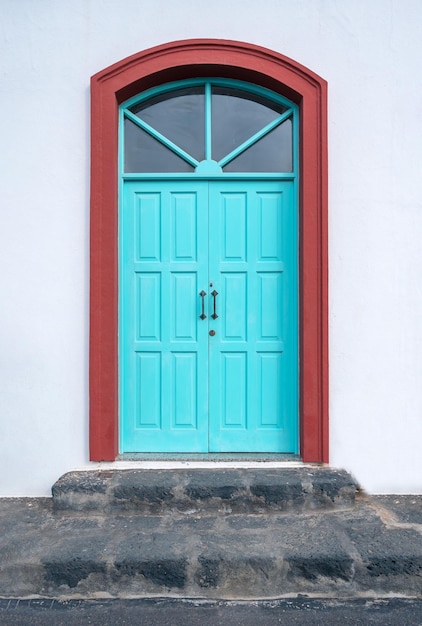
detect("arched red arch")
[90,39,328,463]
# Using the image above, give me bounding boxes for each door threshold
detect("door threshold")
[117,453,300,461]
[86,453,309,471]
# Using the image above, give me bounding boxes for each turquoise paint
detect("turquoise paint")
[120,182,209,452]
[120,180,298,453]
[123,173,296,180]
[208,181,298,452]
[195,160,222,174]
[205,82,212,161]
[119,79,299,454]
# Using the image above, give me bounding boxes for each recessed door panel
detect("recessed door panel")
[136,353,161,427]
[170,272,197,341]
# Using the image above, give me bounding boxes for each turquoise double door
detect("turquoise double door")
[120,179,298,453]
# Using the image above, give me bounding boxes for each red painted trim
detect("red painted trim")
[90,39,328,463]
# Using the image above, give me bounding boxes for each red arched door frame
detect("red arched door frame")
[90,39,328,462]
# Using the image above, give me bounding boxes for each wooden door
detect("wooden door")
[120,180,298,453]
[208,181,298,452]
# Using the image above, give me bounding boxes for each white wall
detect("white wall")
[1,0,421,495]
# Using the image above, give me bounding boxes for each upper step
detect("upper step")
[52,467,358,514]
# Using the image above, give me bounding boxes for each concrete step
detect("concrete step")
[52,467,358,514]
[0,495,421,599]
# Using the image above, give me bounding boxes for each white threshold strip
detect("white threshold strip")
[84,460,309,470]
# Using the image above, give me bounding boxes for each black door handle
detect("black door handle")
[211,290,218,319]
[199,290,207,319]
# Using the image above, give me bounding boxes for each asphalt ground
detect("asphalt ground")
[1,597,422,625]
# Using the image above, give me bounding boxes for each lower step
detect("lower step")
[1,495,421,599]
[52,467,358,514]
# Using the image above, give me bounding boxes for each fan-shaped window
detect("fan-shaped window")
[122,80,297,174]
[124,119,195,173]
[129,86,205,162]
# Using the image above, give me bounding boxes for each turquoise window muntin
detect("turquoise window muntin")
[120,78,298,177]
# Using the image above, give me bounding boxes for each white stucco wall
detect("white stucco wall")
[1,0,421,495]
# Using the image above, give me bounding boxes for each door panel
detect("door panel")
[208,182,297,452]
[120,182,209,452]
[120,180,298,453]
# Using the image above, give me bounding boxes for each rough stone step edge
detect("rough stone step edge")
[52,467,359,514]
[2,552,421,599]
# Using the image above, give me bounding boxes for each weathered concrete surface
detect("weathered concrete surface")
[52,468,358,514]
[1,597,422,626]
[0,494,421,599]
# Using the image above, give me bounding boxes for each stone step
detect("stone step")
[52,467,358,514]
[1,495,422,599]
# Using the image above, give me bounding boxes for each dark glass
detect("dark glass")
[223,119,293,173]
[124,118,194,173]
[212,87,287,162]
[130,87,205,161]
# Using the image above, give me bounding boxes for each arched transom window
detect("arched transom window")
[121,79,298,175]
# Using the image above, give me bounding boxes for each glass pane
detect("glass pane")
[130,87,205,161]
[212,87,287,162]
[124,118,194,173]
[223,119,293,173]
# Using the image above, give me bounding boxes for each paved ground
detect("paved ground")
[1,597,422,625]
[373,495,422,525]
